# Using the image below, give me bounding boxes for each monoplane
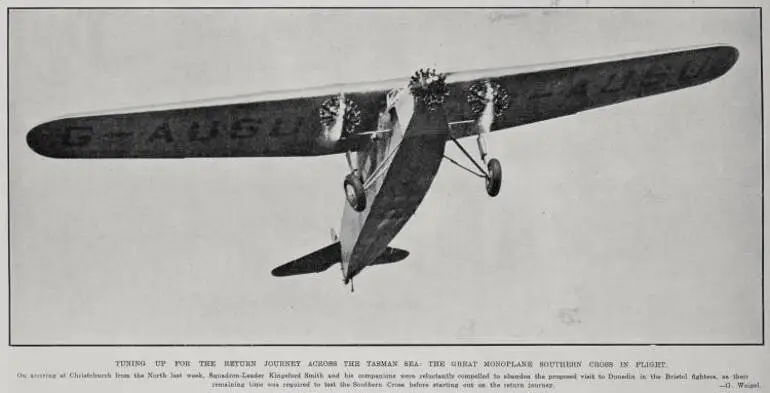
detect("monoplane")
[27,45,738,288]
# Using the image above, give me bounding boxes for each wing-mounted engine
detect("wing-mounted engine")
[318,94,362,148]
[466,80,511,133]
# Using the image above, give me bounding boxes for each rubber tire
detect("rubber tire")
[344,173,367,212]
[485,158,502,197]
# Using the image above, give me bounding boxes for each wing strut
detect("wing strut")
[362,140,403,190]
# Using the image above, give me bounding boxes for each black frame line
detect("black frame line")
[5,6,765,348]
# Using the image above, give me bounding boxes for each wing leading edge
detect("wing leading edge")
[27,45,737,159]
[445,45,739,138]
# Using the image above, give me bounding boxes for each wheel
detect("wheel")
[344,173,366,212]
[485,158,502,197]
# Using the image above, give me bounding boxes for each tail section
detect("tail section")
[271,242,341,277]
[370,247,409,266]
[271,243,409,278]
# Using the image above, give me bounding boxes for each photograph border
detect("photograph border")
[6,5,764,347]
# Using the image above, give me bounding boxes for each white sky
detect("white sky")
[9,8,762,344]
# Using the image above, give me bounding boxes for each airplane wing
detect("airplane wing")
[26,81,397,158]
[444,45,738,139]
[27,45,737,159]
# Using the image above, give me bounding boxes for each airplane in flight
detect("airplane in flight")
[27,44,738,290]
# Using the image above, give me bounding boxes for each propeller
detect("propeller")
[408,68,449,111]
[319,95,362,137]
[467,80,511,120]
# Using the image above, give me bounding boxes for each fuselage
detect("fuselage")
[340,90,450,282]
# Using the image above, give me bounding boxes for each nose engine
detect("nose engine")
[408,68,449,111]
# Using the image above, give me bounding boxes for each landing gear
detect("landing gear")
[343,149,366,211]
[477,123,502,197]
[443,79,507,197]
[344,171,366,211]
[485,158,502,197]
[443,136,503,198]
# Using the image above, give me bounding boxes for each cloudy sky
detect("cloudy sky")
[9,8,762,344]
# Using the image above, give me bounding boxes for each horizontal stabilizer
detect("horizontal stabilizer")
[371,247,409,266]
[271,242,341,277]
[271,244,409,278]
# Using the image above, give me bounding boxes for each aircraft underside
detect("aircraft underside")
[340,91,450,283]
[273,69,508,288]
[339,70,505,286]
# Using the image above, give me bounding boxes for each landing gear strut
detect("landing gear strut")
[444,136,503,198]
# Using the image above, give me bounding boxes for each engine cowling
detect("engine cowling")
[467,80,511,119]
[466,80,511,133]
[318,95,361,146]
[408,68,449,111]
